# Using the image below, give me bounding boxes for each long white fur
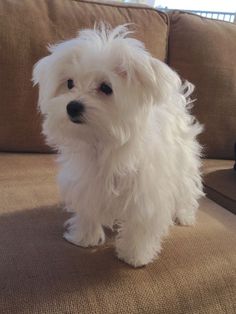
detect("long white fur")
[33,24,204,267]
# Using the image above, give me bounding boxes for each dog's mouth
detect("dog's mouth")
[68,116,85,124]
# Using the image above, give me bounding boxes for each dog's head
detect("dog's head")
[33,24,182,149]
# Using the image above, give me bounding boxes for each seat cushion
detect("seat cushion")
[0,0,168,153]
[168,12,236,159]
[0,153,235,313]
[203,159,236,214]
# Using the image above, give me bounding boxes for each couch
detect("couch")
[0,0,235,313]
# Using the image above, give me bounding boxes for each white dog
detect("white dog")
[33,24,204,267]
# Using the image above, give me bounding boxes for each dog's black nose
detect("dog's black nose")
[67,101,85,122]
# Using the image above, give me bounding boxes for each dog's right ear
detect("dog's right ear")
[32,56,51,113]
[32,56,50,86]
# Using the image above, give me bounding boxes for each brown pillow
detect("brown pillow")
[0,0,168,153]
[168,12,236,159]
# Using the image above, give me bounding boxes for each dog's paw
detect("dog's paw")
[116,241,159,268]
[63,217,105,247]
[176,211,196,226]
[116,251,149,268]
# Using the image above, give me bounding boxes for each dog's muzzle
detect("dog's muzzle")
[67,101,85,124]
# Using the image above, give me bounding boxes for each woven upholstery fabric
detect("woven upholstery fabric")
[168,12,236,159]
[203,159,236,214]
[0,0,168,153]
[0,153,235,313]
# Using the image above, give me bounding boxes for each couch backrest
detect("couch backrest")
[168,11,236,159]
[1,1,236,159]
[0,0,168,153]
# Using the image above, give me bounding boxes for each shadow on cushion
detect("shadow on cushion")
[0,199,235,314]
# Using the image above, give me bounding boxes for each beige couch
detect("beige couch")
[0,0,235,313]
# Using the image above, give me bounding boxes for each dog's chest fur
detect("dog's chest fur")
[57,143,139,225]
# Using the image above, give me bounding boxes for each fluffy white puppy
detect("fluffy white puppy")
[33,24,204,267]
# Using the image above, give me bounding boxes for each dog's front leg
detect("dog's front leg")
[63,213,105,248]
[115,213,166,268]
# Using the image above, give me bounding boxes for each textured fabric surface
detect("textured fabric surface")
[203,159,236,214]
[0,153,236,313]
[168,12,236,159]
[0,0,168,153]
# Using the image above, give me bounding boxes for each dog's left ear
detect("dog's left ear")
[116,50,182,103]
[148,57,182,102]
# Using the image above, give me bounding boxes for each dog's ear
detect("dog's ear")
[32,56,51,113]
[115,47,183,104]
[148,57,183,102]
[150,58,196,105]
[32,56,50,86]
[114,50,153,86]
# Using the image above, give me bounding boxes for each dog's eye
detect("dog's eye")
[99,82,113,95]
[67,79,74,90]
